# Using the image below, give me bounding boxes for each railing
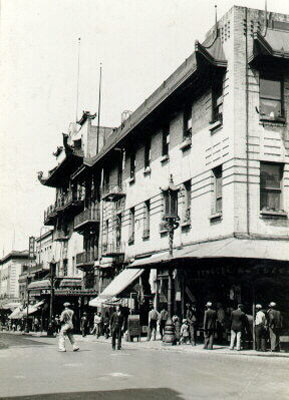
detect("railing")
[44,204,57,223]
[102,183,126,201]
[55,191,83,212]
[74,205,100,228]
[76,250,97,267]
[102,241,125,255]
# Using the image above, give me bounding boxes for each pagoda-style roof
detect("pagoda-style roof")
[84,33,227,168]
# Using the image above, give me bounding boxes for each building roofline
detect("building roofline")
[0,251,29,265]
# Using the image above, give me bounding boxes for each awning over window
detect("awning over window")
[89,268,144,307]
[9,307,24,319]
[28,279,51,291]
[129,238,289,268]
[59,278,82,288]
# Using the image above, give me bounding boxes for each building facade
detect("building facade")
[0,251,29,300]
[38,6,289,326]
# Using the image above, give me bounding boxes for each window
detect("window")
[213,166,222,214]
[128,207,135,245]
[260,75,284,120]
[182,180,191,225]
[143,200,150,239]
[162,123,170,157]
[212,77,223,123]
[144,137,151,169]
[183,105,192,139]
[104,170,110,192]
[63,259,68,277]
[116,213,122,248]
[260,163,283,212]
[130,151,136,180]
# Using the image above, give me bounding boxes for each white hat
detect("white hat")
[256,304,262,309]
[63,302,71,307]
[269,302,276,307]
[206,301,212,307]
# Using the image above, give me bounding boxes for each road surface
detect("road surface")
[0,333,288,399]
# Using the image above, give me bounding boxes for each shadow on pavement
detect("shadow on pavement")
[0,388,184,400]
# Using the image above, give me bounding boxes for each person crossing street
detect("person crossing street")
[58,302,79,353]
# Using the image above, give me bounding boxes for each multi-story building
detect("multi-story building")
[38,111,114,315]
[39,6,289,326]
[0,251,29,301]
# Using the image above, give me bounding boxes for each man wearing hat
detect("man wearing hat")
[229,304,247,351]
[58,302,79,352]
[267,302,282,352]
[203,302,217,350]
[255,304,266,352]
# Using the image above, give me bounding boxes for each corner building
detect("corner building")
[42,6,289,329]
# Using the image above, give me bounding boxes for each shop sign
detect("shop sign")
[41,289,51,294]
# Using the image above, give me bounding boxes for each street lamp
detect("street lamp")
[160,174,179,345]
[47,257,56,336]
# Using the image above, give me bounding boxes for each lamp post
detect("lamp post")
[47,257,56,336]
[161,175,179,344]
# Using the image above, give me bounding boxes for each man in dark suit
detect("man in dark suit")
[203,302,217,350]
[110,305,125,350]
[267,302,282,352]
[229,304,248,351]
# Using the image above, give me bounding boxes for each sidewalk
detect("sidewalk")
[4,331,289,358]
[75,334,289,359]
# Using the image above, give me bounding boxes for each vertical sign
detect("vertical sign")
[29,236,35,259]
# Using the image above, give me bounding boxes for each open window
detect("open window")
[260,162,284,214]
[259,74,284,122]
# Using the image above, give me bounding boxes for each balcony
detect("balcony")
[55,191,84,215]
[76,250,97,270]
[74,206,100,233]
[102,241,125,256]
[53,229,69,242]
[102,184,126,202]
[44,204,57,226]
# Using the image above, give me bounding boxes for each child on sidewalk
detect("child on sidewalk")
[180,319,190,344]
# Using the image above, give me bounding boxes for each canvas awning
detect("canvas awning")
[59,278,82,288]
[9,307,24,319]
[129,238,289,268]
[28,279,51,291]
[89,268,144,307]
[21,300,45,316]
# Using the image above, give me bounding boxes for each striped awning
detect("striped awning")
[59,278,82,288]
[28,279,51,291]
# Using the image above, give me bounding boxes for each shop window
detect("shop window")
[144,137,151,170]
[259,75,284,121]
[260,163,283,212]
[213,166,222,214]
[162,123,170,158]
[182,180,191,226]
[212,77,223,124]
[143,200,150,239]
[183,105,192,139]
[128,207,135,245]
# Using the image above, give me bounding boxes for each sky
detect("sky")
[0,0,288,254]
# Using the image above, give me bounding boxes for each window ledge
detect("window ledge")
[209,212,222,221]
[143,166,151,176]
[142,234,150,241]
[181,220,191,228]
[179,137,192,151]
[260,210,287,219]
[260,117,286,125]
[209,120,223,133]
[160,154,169,164]
[128,176,135,185]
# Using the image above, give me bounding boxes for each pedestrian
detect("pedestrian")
[216,303,226,344]
[267,302,282,352]
[58,302,79,352]
[110,305,125,350]
[80,312,89,337]
[33,317,40,332]
[159,307,168,339]
[172,315,181,345]
[229,304,248,351]
[54,315,61,334]
[255,304,267,352]
[180,319,190,344]
[147,306,159,341]
[203,302,217,350]
[186,303,197,346]
[103,312,110,339]
[91,312,102,337]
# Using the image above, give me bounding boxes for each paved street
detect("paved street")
[0,333,288,400]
